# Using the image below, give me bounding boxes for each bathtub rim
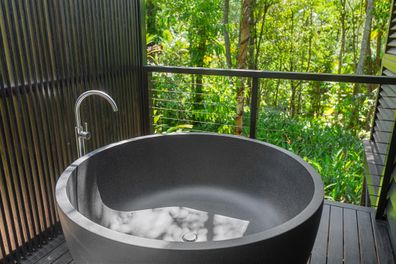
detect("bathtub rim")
[56,132,324,250]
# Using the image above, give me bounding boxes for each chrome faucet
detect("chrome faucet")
[75,90,118,158]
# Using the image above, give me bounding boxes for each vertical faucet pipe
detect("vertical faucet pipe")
[75,90,118,158]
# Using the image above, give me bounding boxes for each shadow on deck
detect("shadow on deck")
[21,201,395,264]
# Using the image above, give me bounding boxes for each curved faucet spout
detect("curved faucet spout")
[75,90,118,158]
[75,90,118,130]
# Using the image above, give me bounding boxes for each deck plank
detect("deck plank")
[51,251,73,264]
[36,243,69,264]
[357,210,378,264]
[310,204,330,263]
[343,208,360,263]
[327,206,344,264]
[20,201,395,264]
[21,236,65,264]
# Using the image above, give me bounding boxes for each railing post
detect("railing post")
[145,71,153,134]
[137,0,151,135]
[249,78,260,139]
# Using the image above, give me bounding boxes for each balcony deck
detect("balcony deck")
[20,201,394,264]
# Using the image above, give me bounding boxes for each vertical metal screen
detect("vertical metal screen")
[0,0,147,262]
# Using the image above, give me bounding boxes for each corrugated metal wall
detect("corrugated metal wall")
[0,0,148,262]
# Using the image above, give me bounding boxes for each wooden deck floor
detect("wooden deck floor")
[21,201,395,264]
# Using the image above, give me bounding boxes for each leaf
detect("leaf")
[153,115,162,124]
[166,124,193,133]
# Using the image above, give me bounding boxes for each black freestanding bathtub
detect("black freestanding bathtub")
[56,133,324,263]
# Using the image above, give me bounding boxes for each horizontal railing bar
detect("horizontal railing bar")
[153,121,364,145]
[150,89,218,96]
[151,78,374,91]
[152,98,233,107]
[153,98,200,104]
[152,107,215,115]
[153,111,364,136]
[154,115,349,135]
[150,80,217,87]
[154,116,239,128]
[153,125,239,134]
[145,65,396,85]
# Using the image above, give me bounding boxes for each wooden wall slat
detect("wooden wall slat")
[0,0,147,262]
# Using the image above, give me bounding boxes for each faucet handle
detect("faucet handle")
[77,122,91,140]
[83,122,91,140]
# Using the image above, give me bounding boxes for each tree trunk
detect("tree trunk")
[338,0,346,75]
[248,0,257,70]
[349,0,374,129]
[290,82,296,117]
[273,79,281,107]
[310,82,322,117]
[356,0,374,75]
[223,0,232,68]
[273,54,283,107]
[335,0,346,118]
[235,0,252,135]
[255,3,270,67]
[297,86,303,115]
[289,11,296,116]
[375,31,382,72]
[305,7,313,72]
[351,9,358,70]
[193,35,207,111]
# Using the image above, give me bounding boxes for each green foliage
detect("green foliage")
[148,0,389,133]
[152,74,236,134]
[252,110,363,203]
[152,74,364,204]
[146,0,391,204]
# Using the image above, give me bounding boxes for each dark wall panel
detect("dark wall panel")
[376,0,396,253]
[386,167,396,251]
[0,0,147,261]
[365,1,396,212]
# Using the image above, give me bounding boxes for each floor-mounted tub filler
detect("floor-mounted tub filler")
[56,127,324,263]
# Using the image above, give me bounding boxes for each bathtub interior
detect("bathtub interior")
[65,135,316,242]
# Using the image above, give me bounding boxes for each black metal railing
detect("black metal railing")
[146,65,396,137]
[145,64,396,213]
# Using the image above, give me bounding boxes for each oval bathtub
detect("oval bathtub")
[56,133,324,263]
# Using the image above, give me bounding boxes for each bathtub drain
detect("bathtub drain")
[182,232,198,242]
